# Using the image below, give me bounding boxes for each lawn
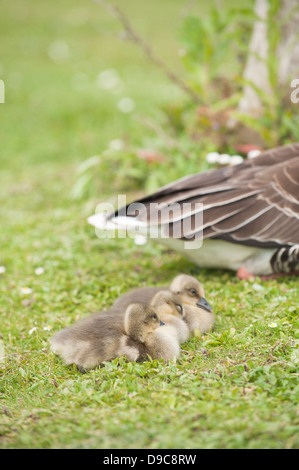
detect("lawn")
[0,0,298,449]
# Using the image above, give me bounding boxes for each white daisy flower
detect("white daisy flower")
[230,155,244,166]
[268,322,277,328]
[117,97,135,113]
[108,139,125,151]
[35,267,45,275]
[247,149,261,159]
[218,154,231,165]
[96,69,120,90]
[29,327,37,335]
[206,152,219,164]
[0,266,6,274]
[47,40,70,63]
[252,283,265,292]
[134,235,147,246]
[21,287,32,295]
[43,325,52,331]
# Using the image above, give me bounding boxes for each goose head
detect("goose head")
[169,274,213,313]
[150,290,186,320]
[124,303,164,343]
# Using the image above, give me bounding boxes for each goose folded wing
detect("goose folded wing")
[111,144,299,248]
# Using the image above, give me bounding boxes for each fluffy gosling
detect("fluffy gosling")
[150,291,189,343]
[125,303,180,363]
[112,273,214,336]
[113,274,212,310]
[50,303,180,371]
[184,304,215,335]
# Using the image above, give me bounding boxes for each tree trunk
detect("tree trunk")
[238,0,271,117]
[238,0,299,117]
[277,0,299,87]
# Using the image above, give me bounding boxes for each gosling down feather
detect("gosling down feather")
[112,274,212,312]
[88,143,299,278]
[50,303,180,371]
[150,290,190,343]
[112,274,214,337]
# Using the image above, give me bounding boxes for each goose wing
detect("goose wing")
[112,143,299,249]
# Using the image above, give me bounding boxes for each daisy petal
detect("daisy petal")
[21,287,32,295]
[35,267,45,275]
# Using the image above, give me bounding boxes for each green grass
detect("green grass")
[0,0,299,449]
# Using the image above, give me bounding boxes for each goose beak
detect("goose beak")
[196,297,213,313]
[159,320,165,326]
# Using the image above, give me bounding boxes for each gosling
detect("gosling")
[112,274,211,309]
[150,291,190,343]
[183,304,215,335]
[112,274,214,335]
[50,303,180,371]
[125,303,180,363]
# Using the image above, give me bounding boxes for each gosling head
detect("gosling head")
[169,274,213,313]
[151,291,185,320]
[124,303,163,343]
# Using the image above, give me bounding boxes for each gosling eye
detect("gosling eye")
[175,304,183,315]
[189,288,198,296]
[151,314,158,320]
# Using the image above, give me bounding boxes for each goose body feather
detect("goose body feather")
[88,144,299,275]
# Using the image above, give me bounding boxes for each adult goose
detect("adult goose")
[88,143,299,279]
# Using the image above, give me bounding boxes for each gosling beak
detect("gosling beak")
[196,297,213,313]
[160,320,165,326]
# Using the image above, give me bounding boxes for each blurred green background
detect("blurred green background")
[1,0,256,188]
[1,0,298,450]
[1,0,191,171]
[1,0,297,197]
